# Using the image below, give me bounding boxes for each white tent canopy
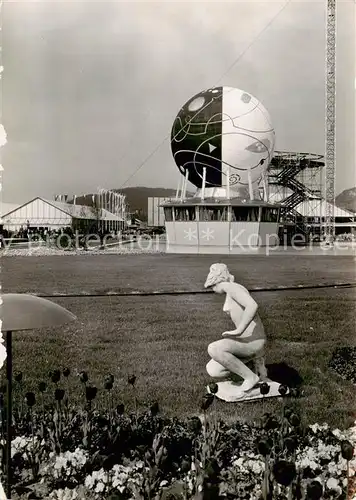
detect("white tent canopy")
[295,200,355,218]
[1,197,124,232]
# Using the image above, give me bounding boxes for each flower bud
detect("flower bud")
[128,374,136,386]
[63,368,71,377]
[14,372,23,383]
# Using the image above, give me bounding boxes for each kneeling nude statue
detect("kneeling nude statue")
[205,263,270,402]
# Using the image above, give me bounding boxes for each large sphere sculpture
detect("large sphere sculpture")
[171,86,275,196]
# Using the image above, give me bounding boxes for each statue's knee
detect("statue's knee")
[207,341,219,359]
[206,359,224,378]
[206,360,216,377]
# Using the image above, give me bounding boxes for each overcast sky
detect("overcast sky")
[2,0,355,204]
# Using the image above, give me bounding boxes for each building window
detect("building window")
[231,207,259,222]
[164,208,173,222]
[198,206,228,221]
[261,207,279,222]
[174,207,196,221]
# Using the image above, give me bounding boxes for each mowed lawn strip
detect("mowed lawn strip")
[8,287,356,430]
[2,254,355,295]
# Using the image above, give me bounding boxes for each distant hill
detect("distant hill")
[69,187,193,219]
[117,187,179,213]
[335,187,356,214]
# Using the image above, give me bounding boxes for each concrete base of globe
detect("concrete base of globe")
[165,243,264,254]
[207,379,286,402]
[163,221,279,254]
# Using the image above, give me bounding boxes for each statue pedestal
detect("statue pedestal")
[207,379,286,403]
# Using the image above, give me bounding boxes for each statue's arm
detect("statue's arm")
[223,283,258,336]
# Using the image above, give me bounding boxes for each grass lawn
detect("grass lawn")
[2,253,356,429]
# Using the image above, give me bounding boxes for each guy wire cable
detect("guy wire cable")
[16,282,356,299]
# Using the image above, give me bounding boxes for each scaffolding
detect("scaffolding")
[267,150,325,238]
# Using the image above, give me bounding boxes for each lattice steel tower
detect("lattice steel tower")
[323,0,336,243]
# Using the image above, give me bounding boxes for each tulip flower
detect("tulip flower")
[150,401,159,416]
[38,382,47,393]
[284,407,293,420]
[79,371,89,384]
[341,440,354,500]
[263,415,279,431]
[14,372,23,383]
[50,370,61,384]
[284,436,298,453]
[103,454,116,472]
[63,368,70,377]
[201,393,214,411]
[341,440,354,461]
[105,374,114,385]
[272,460,296,487]
[257,438,273,457]
[289,413,301,428]
[128,374,136,386]
[25,392,36,407]
[104,380,113,391]
[54,388,65,402]
[306,480,323,500]
[187,416,202,434]
[85,386,98,402]
[116,403,125,415]
[181,458,191,474]
[289,387,300,398]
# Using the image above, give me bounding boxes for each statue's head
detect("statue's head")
[204,263,235,290]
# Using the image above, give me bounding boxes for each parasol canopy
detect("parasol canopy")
[0,293,76,331]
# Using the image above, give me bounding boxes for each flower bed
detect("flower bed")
[1,245,163,257]
[1,371,355,499]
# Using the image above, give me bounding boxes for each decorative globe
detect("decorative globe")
[171,86,275,197]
